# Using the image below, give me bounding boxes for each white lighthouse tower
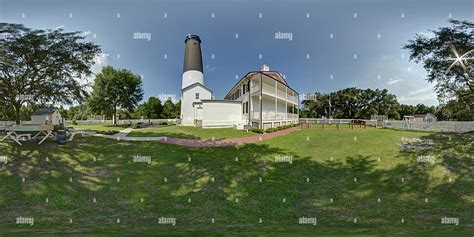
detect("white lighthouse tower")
[180,35,212,126]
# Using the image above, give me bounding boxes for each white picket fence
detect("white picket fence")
[66,119,178,125]
[299,118,377,126]
[0,119,178,128]
[383,120,474,133]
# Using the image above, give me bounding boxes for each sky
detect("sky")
[1,0,473,106]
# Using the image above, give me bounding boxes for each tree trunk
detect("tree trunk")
[113,105,117,126]
[14,103,21,125]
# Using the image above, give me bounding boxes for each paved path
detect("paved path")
[91,126,302,147]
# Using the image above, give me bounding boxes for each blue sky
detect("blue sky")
[1,0,473,105]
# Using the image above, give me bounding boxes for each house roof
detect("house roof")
[31,108,58,116]
[224,71,298,99]
[181,82,213,94]
[404,113,436,118]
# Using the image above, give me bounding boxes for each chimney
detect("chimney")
[182,34,204,89]
[261,64,270,71]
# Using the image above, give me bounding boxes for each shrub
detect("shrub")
[133,124,141,129]
[266,128,278,133]
[71,119,78,125]
[96,130,119,135]
[53,124,65,131]
[160,121,168,125]
[251,128,264,134]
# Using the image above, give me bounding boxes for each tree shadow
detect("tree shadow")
[0,131,472,234]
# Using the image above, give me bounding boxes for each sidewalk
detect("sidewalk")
[92,126,301,147]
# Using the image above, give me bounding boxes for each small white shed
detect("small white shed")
[31,108,63,125]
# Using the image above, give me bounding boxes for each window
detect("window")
[243,83,246,94]
[247,82,250,92]
[243,102,249,114]
[195,93,199,99]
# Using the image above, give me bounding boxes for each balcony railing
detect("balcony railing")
[252,111,299,120]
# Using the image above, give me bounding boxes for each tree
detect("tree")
[403,19,473,120]
[0,23,100,124]
[136,97,163,121]
[88,66,144,125]
[161,98,178,119]
[302,88,400,119]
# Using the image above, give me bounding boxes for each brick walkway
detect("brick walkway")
[93,126,302,147]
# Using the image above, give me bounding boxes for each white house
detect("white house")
[179,35,299,129]
[223,65,299,129]
[403,113,437,123]
[31,108,63,125]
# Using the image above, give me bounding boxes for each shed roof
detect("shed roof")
[31,108,58,116]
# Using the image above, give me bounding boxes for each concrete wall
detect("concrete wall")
[202,101,242,128]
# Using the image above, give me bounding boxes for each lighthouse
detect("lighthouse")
[180,35,212,126]
[182,35,204,88]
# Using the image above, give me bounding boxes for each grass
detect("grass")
[0,127,472,236]
[127,125,257,140]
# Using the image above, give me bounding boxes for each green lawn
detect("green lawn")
[0,127,472,236]
[71,124,126,131]
[127,125,257,140]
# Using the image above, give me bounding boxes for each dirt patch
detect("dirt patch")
[400,137,434,151]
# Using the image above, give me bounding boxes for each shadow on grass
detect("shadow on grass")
[0,131,472,235]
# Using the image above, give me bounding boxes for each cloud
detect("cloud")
[386,78,402,85]
[205,64,216,72]
[78,53,109,91]
[408,87,432,96]
[399,93,437,103]
[399,87,437,104]
[82,31,91,36]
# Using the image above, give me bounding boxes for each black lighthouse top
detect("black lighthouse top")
[183,34,203,73]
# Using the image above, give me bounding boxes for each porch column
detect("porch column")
[260,73,263,129]
[285,87,288,120]
[275,80,277,121]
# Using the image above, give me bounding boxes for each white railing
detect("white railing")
[383,120,474,133]
[202,120,242,128]
[252,112,299,121]
[299,118,376,126]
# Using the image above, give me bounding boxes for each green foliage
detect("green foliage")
[161,98,179,119]
[133,124,142,129]
[135,96,163,119]
[302,87,400,119]
[403,19,473,120]
[95,130,119,135]
[0,23,101,123]
[265,127,277,133]
[251,128,264,134]
[88,66,144,125]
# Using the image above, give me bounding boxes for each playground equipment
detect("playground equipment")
[0,124,54,145]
